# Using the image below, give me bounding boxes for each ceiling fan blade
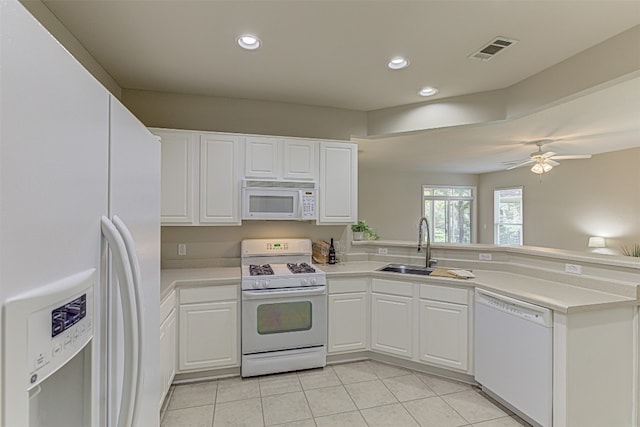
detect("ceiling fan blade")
[506,159,534,170]
[545,159,560,167]
[549,154,592,160]
[540,151,556,159]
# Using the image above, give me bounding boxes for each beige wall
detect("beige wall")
[21,0,122,98]
[358,167,479,241]
[122,89,367,141]
[162,223,348,268]
[478,147,640,252]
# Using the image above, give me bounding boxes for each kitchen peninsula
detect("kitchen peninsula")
[161,242,640,427]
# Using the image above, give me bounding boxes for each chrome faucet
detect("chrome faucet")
[418,217,434,268]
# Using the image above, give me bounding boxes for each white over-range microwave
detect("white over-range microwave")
[242,180,317,220]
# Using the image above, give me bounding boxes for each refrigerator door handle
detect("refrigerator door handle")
[112,215,145,427]
[101,216,139,427]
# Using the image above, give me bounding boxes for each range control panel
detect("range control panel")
[27,288,93,389]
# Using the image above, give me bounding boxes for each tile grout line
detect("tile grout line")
[209,381,217,427]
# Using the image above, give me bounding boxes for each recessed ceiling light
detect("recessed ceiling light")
[418,86,439,97]
[237,34,261,50]
[387,57,410,70]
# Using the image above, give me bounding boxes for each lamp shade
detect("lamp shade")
[588,236,606,248]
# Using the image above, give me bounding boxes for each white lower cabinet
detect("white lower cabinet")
[419,299,468,371]
[159,290,177,405]
[370,279,413,359]
[178,285,239,372]
[418,284,470,372]
[328,278,368,353]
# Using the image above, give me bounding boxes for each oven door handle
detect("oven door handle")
[242,286,326,300]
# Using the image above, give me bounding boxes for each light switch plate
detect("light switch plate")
[178,243,187,256]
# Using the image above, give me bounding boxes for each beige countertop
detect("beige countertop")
[161,267,240,300]
[161,261,638,313]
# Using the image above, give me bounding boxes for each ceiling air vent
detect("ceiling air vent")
[469,36,518,61]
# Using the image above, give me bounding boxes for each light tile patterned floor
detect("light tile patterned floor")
[160,360,532,427]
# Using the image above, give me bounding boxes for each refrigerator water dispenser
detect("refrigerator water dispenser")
[2,270,96,427]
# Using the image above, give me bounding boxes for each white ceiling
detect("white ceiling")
[40,0,640,173]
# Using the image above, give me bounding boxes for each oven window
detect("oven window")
[249,195,294,213]
[256,301,312,334]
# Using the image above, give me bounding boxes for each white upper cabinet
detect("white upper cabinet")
[245,136,280,179]
[153,129,197,224]
[199,133,242,224]
[245,137,316,181]
[318,141,358,224]
[154,128,241,226]
[282,139,316,180]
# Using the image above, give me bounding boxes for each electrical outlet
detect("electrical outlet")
[378,248,388,255]
[479,253,492,261]
[178,243,187,256]
[564,263,582,275]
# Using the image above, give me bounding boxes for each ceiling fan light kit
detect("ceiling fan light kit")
[505,140,592,176]
[531,161,553,174]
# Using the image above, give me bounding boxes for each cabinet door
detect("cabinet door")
[160,309,176,405]
[419,299,468,371]
[154,129,197,224]
[200,134,241,224]
[179,300,238,371]
[371,293,413,358]
[328,292,368,353]
[318,142,358,223]
[245,136,279,179]
[282,139,316,180]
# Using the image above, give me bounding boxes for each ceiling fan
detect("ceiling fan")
[505,140,592,174]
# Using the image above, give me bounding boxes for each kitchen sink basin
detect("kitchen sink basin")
[377,264,435,276]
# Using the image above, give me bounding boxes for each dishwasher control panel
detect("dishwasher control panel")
[475,289,552,327]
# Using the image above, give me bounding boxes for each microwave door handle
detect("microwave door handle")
[298,190,303,219]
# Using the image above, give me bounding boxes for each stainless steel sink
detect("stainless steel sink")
[377,264,435,276]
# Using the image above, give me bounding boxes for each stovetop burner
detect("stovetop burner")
[287,262,316,274]
[249,264,274,276]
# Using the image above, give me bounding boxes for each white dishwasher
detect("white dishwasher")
[474,289,553,427]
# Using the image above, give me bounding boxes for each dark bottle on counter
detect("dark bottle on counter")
[328,238,337,264]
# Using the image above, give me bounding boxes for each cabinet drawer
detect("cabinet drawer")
[419,284,467,305]
[160,290,176,322]
[371,278,413,297]
[329,278,367,294]
[180,285,237,304]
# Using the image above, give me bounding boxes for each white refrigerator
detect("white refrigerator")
[0,1,160,426]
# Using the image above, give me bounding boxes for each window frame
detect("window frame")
[493,186,524,245]
[421,185,477,244]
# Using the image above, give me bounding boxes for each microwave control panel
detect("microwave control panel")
[301,190,317,219]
